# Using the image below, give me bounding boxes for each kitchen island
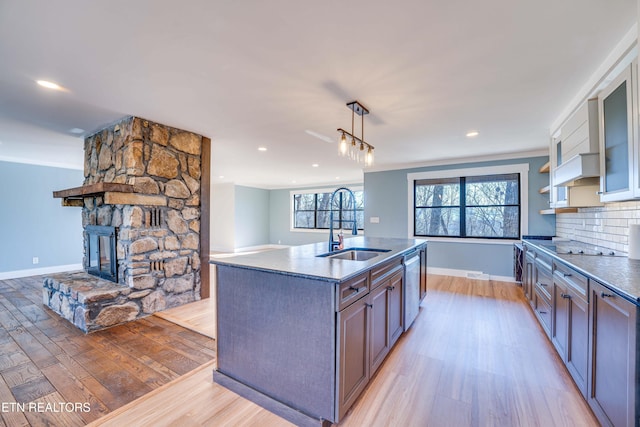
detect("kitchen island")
[211,237,427,426]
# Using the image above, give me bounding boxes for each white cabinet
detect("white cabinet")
[598,61,639,202]
[550,98,602,209]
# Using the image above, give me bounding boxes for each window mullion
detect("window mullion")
[460,177,466,237]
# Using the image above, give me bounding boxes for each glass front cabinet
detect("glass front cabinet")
[598,61,639,202]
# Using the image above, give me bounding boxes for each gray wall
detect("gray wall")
[364,156,554,277]
[0,161,83,273]
[234,185,270,248]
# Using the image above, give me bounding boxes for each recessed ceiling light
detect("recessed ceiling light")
[69,128,85,134]
[36,80,64,91]
[312,163,319,168]
[335,176,340,180]
[466,131,479,138]
[292,180,297,184]
[258,147,267,152]
[219,175,225,179]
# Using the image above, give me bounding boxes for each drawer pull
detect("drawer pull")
[349,285,367,293]
[561,272,572,278]
[600,292,614,299]
[538,310,548,314]
[561,293,571,299]
[386,286,395,292]
[538,282,548,287]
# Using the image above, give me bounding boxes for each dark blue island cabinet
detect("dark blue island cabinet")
[211,237,426,426]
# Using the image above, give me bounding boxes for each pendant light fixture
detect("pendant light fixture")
[337,100,374,167]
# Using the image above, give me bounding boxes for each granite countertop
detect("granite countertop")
[210,236,427,282]
[523,239,640,305]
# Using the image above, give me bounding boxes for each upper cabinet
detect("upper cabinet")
[598,61,639,202]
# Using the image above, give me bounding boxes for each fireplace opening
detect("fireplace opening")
[85,225,118,282]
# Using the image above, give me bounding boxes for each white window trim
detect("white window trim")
[290,186,364,233]
[406,164,529,241]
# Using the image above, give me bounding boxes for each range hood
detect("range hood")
[554,153,600,187]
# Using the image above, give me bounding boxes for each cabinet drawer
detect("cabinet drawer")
[553,261,588,300]
[535,252,552,270]
[534,287,552,336]
[535,261,552,300]
[370,257,402,289]
[337,272,369,312]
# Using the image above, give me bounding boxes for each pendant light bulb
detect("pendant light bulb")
[339,132,348,156]
[365,146,374,167]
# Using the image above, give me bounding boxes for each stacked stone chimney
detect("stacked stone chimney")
[44,116,209,332]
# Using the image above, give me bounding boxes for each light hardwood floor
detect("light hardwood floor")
[92,275,598,427]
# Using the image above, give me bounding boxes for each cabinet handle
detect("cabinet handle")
[596,191,603,195]
[561,272,572,278]
[349,285,366,293]
[539,310,547,314]
[386,286,395,292]
[561,293,571,299]
[365,303,373,308]
[600,292,614,298]
[538,282,548,287]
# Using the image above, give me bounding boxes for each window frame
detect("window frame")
[407,164,529,242]
[290,186,364,233]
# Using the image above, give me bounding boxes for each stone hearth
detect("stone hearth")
[46,116,210,333]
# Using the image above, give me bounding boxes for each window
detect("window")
[292,189,364,231]
[413,173,520,239]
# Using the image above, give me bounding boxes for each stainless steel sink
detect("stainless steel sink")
[317,247,391,261]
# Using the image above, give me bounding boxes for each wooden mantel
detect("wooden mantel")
[53,182,135,199]
[53,183,166,207]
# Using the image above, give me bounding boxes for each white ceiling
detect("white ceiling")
[0,0,636,189]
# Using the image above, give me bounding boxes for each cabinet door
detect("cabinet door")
[566,286,589,398]
[551,277,569,360]
[388,270,404,348]
[369,284,390,375]
[589,281,637,427]
[337,297,370,420]
[524,252,535,304]
[598,62,637,202]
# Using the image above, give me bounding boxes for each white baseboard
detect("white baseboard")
[428,267,516,283]
[0,264,83,280]
[211,244,288,259]
[235,244,288,253]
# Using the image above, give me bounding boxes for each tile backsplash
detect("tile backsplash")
[555,200,640,253]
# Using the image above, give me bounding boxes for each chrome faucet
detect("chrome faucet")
[328,187,358,252]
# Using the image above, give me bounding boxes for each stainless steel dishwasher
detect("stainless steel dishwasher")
[404,250,420,330]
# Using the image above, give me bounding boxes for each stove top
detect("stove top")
[535,240,626,257]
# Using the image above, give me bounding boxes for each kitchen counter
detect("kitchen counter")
[210,236,426,282]
[523,239,640,304]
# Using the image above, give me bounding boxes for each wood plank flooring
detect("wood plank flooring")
[155,297,215,339]
[88,274,599,427]
[0,275,215,427]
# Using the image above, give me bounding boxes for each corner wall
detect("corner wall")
[0,161,83,276]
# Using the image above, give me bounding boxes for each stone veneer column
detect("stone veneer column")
[82,116,204,318]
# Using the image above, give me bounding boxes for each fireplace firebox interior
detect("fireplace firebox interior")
[85,225,117,282]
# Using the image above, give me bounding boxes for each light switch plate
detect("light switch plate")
[370,217,380,224]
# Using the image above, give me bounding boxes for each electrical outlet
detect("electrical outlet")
[32,257,39,265]
[370,217,380,224]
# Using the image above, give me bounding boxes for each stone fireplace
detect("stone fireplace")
[44,116,210,332]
